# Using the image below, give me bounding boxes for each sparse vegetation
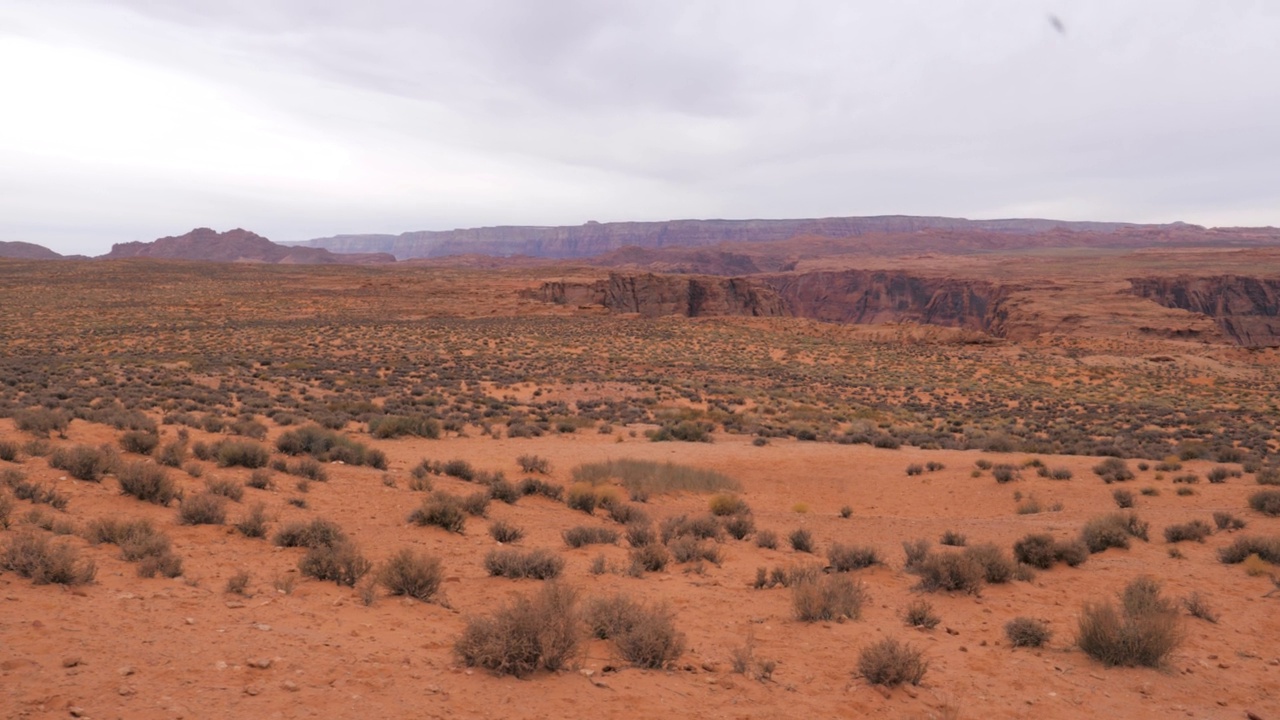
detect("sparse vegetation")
[484,547,565,579]
[1005,617,1051,647]
[792,574,867,622]
[455,581,579,677]
[1077,576,1181,668]
[857,638,927,687]
[377,548,443,601]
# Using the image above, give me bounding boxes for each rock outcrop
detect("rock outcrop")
[301,216,1279,261]
[103,228,395,264]
[1129,276,1280,346]
[530,273,788,318]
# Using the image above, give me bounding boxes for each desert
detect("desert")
[2,233,1279,719]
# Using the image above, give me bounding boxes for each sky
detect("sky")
[2,1,1278,256]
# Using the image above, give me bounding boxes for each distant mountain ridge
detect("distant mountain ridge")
[296,215,1280,260]
[104,228,394,264]
[0,241,63,260]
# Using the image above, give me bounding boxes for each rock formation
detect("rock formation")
[103,228,395,264]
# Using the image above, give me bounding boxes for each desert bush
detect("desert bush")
[489,520,525,543]
[205,477,244,502]
[246,468,273,490]
[708,493,750,516]
[155,440,187,468]
[234,502,269,538]
[299,541,372,587]
[461,491,490,517]
[1094,458,1136,483]
[913,551,984,594]
[1054,539,1090,567]
[0,441,18,463]
[377,548,443,601]
[2,530,96,585]
[563,525,619,548]
[1173,473,1199,484]
[659,513,723,543]
[1207,466,1231,484]
[1249,489,1280,516]
[274,517,346,548]
[408,492,467,534]
[827,543,880,571]
[1013,533,1056,569]
[585,593,644,639]
[1112,489,1135,509]
[1005,617,1052,647]
[792,574,867,622]
[565,483,599,514]
[0,492,11,529]
[288,457,328,482]
[442,459,475,481]
[1182,592,1217,623]
[517,454,550,474]
[136,551,184,578]
[625,522,656,547]
[604,501,647,526]
[857,638,927,687]
[177,492,226,525]
[1163,520,1213,544]
[612,602,686,668]
[666,536,723,564]
[1049,467,1073,480]
[275,425,384,468]
[49,445,115,482]
[902,538,931,571]
[111,460,177,506]
[455,581,579,677]
[119,430,159,455]
[487,478,520,504]
[1257,468,1280,486]
[788,528,815,554]
[903,598,940,629]
[723,513,755,540]
[213,439,270,469]
[755,529,778,550]
[1081,512,1149,553]
[485,547,565,579]
[1212,511,1246,531]
[517,477,563,501]
[964,543,1015,583]
[571,458,738,496]
[939,530,966,547]
[628,543,670,573]
[1217,535,1280,564]
[905,463,924,477]
[368,414,440,439]
[14,408,69,437]
[1077,576,1181,668]
[992,464,1019,483]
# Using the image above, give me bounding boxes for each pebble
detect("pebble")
[68,706,88,717]
[225,601,246,609]
[117,686,135,697]
[118,666,136,677]
[247,658,273,670]
[253,623,272,632]
[185,618,195,625]
[281,680,299,692]
[62,657,82,668]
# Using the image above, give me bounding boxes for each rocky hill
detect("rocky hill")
[0,241,63,260]
[103,228,394,264]
[299,216,1280,260]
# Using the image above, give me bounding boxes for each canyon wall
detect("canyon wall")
[1129,276,1280,346]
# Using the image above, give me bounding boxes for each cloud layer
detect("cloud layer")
[2,1,1278,254]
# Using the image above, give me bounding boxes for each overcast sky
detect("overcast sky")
[2,1,1277,255]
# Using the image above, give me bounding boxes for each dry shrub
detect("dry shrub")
[1080,512,1149,554]
[177,492,226,525]
[1005,617,1052,647]
[299,541,371,587]
[49,445,115,482]
[1182,592,1218,623]
[628,542,670,573]
[606,502,648,526]
[571,458,738,496]
[659,513,723,543]
[963,543,1014,583]
[902,538,931,571]
[613,602,686,669]
[755,529,778,550]
[117,461,179,505]
[792,574,867,622]
[667,536,723,565]
[461,490,490,517]
[1163,520,1213,544]
[1250,489,1280,516]
[708,493,750,516]
[0,491,11,529]
[903,598,940,629]
[827,543,880,572]
[1093,458,1134,483]
[455,581,579,677]
[2,531,96,585]
[562,525,619,548]
[1077,576,1182,668]
[939,530,966,547]
[1217,535,1280,564]
[723,513,755,540]
[274,518,346,548]
[517,454,550,474]
[119,430,159,455]
[204,477,244,502]
[213,439,270,469]
[1012,533,1055,569]
[377,548,443,601]
[225,570,251,595]
[484,547,564,579]
[517,477,563,501]
[625,522,656,547]
[408,492,467,534]
[1212,511,1246,531]
[857,638,927,687]
[788,528,815,554]
[488,520,524,543]
[565,483,599,514]
[913,551,984,595]
[235,502,270,538]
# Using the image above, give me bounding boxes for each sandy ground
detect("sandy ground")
[2,418,1279,720]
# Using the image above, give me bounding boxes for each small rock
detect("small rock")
[225,601,246,609]
[253,623,272,632]
[959,646,968,653]
[281,680,299,692]
[184,618,195,625]
[118,686,135,697]
[247,658,272,670]
[244,686,260,696]
[68,706,88,718]
[118,666,136,677]
[62,657,82,668]
[1216,700,1227,707]
[701,661,719,672]
[579,669,594,678]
